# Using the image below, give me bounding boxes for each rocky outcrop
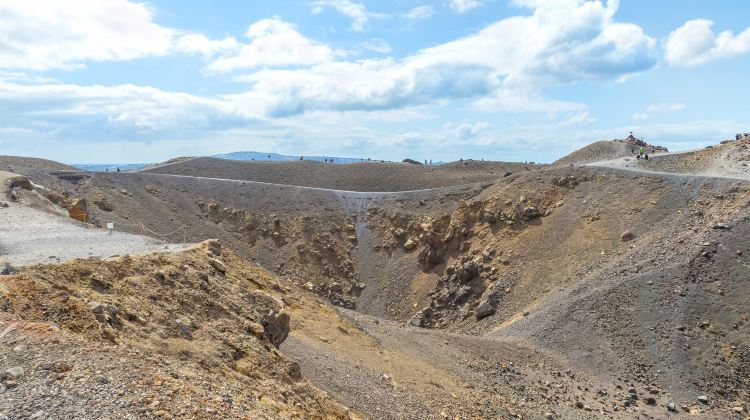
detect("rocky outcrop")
[418,230,444,270]
[0,241,353,418]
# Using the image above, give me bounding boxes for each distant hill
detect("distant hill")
[212,151,372,164]
[71,151,442,172]
[73,163,147,172]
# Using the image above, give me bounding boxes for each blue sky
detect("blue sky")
[1,0,749,164]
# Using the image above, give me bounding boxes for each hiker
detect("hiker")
[639,146,645,158]
[116,167,120,172]
[300,156,304,161]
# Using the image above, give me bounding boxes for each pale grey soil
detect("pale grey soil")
[0,202,186,267]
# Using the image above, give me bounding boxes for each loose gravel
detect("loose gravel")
[0,202,187,267]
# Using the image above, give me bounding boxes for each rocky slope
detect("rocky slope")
[1,241,354,419]
[3,144,749,419]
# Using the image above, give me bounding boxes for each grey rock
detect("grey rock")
[523,207,541,219]
[475,293,498,320]
[457,261,479,283]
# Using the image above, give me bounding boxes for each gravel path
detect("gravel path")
[584,149,750,181]
[0,202,187,267]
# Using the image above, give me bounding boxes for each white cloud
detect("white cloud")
[646,102,685,112]
[406,6,436,20]
[0,0,666,164]
[0,0,176,70]
[452,121,491,139]
[205,18,334,73]
[665,19,750,67]
[632,102,686,120]
[561,111,596,126]
[0,80,236,132]
[359,39,392,54]
[0,0,254,71]
[311,0,375,31]
[448,0,483,13]
[174,34,240,58]
[226,1,655,117]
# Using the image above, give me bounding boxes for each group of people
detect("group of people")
[736,133,749,141]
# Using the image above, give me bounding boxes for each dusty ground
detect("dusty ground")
[2,138,749,419]
[0,201,186,267]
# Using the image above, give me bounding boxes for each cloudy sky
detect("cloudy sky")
[1,0,749,164]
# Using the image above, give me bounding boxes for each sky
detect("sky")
[1,0,749,164]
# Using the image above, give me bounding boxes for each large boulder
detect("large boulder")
[475,293,498,320]
[244,291,290,347]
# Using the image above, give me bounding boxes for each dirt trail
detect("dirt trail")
[143,172,468,195]
[584,146,750,181]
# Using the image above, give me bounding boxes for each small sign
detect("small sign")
[106,222,114,230]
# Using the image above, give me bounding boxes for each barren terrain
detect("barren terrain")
[2,137,749,419]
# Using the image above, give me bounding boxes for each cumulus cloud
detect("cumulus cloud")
[455,121,491,139]
[226,1,656,117]
[665,19,750,67]
[311,0,375,31]
[205,18,334,72]
[406,6,436,19]
[0,0,665,162]
[448,0,483,13]
[0,0,176,70]
[0,0,255,71]
[0,80,237,132]
[0,0,657,120]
